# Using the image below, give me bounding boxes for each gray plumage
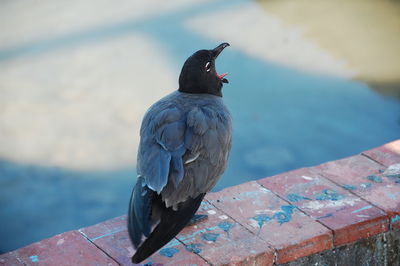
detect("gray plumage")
[128,43,232,263]
[138,91,232,209]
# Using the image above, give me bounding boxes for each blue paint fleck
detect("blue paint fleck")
[163,238,181,249]
[91,227,125,241]
[186,243,203,254]
[315,189,344,201]
[188,214,208,225]
[395,180,400,184]
[202,233,220,242]
[143,263,153,266]
[281,205,296,215]
[252,214,272,228]
[360,182,372,189]
[379,169,385,174]
[317,213,334,219]
[218,221,234,233]
[342,184,357,190]
[391,215,400,224]
[367,175,383,183]
[273,211,291,225]
[239,191,260,198]
[387,192,397,200]
[351,205,373,213]
[159,247,179,258]
[29,255,39,262]
[287,193,310,202]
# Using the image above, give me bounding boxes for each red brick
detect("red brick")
[0,252,24,266]
[206,181,333,264]
[178,200,274,265]
[14,230,117,266]
[80,215,207,265]
[258,167,388,246]
[316,155,384,180]
[316,155,400,230]
[363,140,400,166]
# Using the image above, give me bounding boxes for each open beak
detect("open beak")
[212,42,230,59]
[212,42,230,83]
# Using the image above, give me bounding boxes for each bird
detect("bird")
[127,42,232,263]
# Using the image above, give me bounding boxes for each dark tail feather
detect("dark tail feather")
[128,177,153,248]
[131,193,205,263]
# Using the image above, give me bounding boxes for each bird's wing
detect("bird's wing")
[136,105,186,194]
[160,105,232,207]
[128,104,187,251]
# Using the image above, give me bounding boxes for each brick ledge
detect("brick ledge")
[1,140,399,265]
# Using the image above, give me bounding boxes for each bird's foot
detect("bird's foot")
[187,214,208,226]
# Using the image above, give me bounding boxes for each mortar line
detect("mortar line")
[360,152,387,167]
[78,230,121,266]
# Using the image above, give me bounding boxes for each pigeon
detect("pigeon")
[128,42,232,263]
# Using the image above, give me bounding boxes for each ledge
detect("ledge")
[1,140,400,265]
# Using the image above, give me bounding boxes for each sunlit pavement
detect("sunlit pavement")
[1,0,399,253]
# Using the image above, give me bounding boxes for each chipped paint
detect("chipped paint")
[218,215,228,220]
[29,255,39,262]
[186,243,203,254]
[163,238,181,249]
[287,193,310,202]
[342,184,357,190]
[239,191,262,198]
[218,221,234,235]
[360,182,372,189]
[302,197,360,210]
[159,247,179,258]
[281,205,296,215]
[178,226,218,244]
[367,175,383,183]
[91,227,125,241]
[207,210,216,215]
[351,205,373,213]
[386,192,397,200]
[317,213,334,219]
[301,175,313,180]
[201,232,220,242]
[383,163,400,178]
[315,189,344,201]
[391,215,400,224]
[56,238,64,245]
[255,209,276,215]
[273,211,291,225]
[189,214,208,225]
[252,214,272,229]
[258,186,271,193]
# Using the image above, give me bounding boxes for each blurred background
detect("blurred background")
[1,0,399,253]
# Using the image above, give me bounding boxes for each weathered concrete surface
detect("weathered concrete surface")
[280,230,400,266]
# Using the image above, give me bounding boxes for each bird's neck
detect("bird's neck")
[178,86,222,97]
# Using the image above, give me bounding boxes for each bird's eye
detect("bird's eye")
[205,61,211,72]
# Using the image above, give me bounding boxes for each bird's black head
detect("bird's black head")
[178,43,230,97]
